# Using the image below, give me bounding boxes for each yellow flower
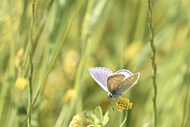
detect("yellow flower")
[15,77,28,90]
[69,114,82,127]
[115,97,133,112]
[63,89,75,103]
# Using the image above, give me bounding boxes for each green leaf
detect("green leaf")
[95,106,103,121]
[83,111,96,124]
[84,106,109,127]
[102,111,109,126]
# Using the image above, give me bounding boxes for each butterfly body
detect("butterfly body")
[89,67,140,98]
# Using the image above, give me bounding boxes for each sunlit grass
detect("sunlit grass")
[0,0,190,127]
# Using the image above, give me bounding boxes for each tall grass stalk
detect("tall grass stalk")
[181,63,190,127]
[23,0,84,125]
[31,0,83,107]
[22,1,54,125]
[119,42,127,126]
[27,0,35,126]
[62,0,94,126]
[118,21,127,127]
[147,0,157,127]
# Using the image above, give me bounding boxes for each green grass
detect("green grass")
[0,0,190,127]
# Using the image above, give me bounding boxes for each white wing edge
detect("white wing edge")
[114,69,133,79]
[133,72,140,85]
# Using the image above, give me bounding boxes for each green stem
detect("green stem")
[32,0,83,107]
[22,1,55,125]
[62,0,92,126]
[27,0,35,126]
[181,63,190,127]
[147,0,157,127]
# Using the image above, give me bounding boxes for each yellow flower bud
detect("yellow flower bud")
[15,77,28,90]
[63,89,75,103]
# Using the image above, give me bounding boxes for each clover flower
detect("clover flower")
[69,114,82,127]
[115,97,133,112]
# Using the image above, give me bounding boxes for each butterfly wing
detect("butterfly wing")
[107,74,125,94]
[115,73,140,94]
[89,67,113,93]
[115,69,133,78]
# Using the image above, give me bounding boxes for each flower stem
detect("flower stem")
[27,0,35,127]
[181,63,190,127]
[147,0,157,127]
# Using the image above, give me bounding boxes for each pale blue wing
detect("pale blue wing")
[89,67,113,93]
[115,73,140,94]
[114,69,133,79]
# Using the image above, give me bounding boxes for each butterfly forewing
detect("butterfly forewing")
[115,73,140,94]
[89,67,113,93]
[107,74,125,94]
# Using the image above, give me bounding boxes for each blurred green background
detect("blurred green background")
[0,0,190,127]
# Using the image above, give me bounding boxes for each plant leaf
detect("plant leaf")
[95,106,103,122]
[83,111,96,124]
[102,111,109,126]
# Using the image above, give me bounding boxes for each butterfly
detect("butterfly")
[89,67,140,98]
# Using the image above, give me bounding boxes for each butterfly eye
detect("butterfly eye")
[108,94,113,99]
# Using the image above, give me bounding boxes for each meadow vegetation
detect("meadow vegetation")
[0,0,190,127]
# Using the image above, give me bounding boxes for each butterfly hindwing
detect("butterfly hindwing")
[107,74,125,94]
[115,73,140,94]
